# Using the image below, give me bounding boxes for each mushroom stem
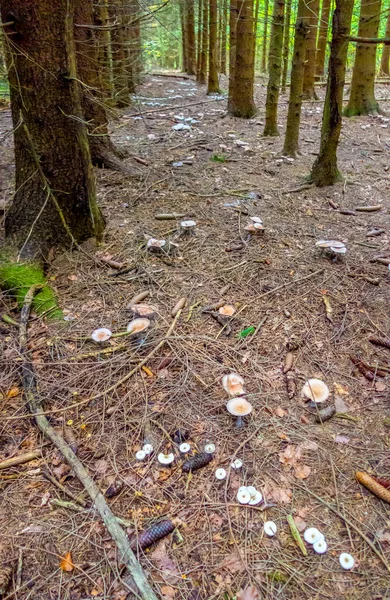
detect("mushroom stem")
[236,416,244,428]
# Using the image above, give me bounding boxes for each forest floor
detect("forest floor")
[1,74,390,600]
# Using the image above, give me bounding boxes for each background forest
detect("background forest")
[1,1,390,599]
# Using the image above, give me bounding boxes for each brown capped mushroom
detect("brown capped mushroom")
[222,373,245,397]
[127,318,151,335]
[218,304,235,316]
[226,396,253,427]
[127,303,157,319]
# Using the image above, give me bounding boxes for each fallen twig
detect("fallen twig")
[287,514,307,556]
[19,285,159,600]
[0,450,41,470]
[43,470,87,507]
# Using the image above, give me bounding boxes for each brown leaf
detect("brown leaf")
[60,551,74,572]
[293,515,307,532]
[279,444,301,467]
[377,529,390,543]
[222,550,246,574]
[53,463,71,481]
[267,485,292,504]
[299,440,318,451]
[274,407,286,418]
[6,386,20,398]
[237,585,259,600]
[294,464,311,479]
[160,585,176,598]
[150,540,180,584]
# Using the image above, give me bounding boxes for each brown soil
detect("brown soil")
[1,74,390,600]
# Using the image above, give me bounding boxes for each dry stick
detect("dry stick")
[0,449,42,470]
[296,484,390,572]
[19,285,159,600]
[42,470,87,507]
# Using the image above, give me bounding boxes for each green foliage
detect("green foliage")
[0,259,62,319]
[210,153,227,162]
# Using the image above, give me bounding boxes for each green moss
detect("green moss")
[0,261,62,319]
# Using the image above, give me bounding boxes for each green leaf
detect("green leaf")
[238,326,256,338]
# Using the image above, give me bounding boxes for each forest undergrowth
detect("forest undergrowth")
[1,74,390,599]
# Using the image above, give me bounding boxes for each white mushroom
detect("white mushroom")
[248,490,263,506]
[91,328,112,343]
[231,458,243,469]
[226,396,253,427]
[143,444,154,455]
[303,528,324,545]
[246,486,257,496]
[222,373,245,397]
[237,489,251,504]
[180,220,197,230]
[315,240,347,256]
[135,450,146,461]
[250,216,263,224]
[339,552,355,570]
[218,304,235,317]
[264,521,277,537]
[313,539,328,554]
[158,453,175,465]
[302,379,329,404]
[215,468,227,480]
[127,318,151,335]
[147,238,167,252]
[179,443,191,453]
[204,443,216,454]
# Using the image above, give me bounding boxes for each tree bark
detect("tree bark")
[315,0,331,79]
[1,0,104,259]
[310,0,354,186]
[197,0,203,75]
[283,0,309,156]
[198,0,209,82]
[344,0,382,116]
[109,0,131,107]
[380,9,390,75]
[227,0,238,110]
[185,0,197,74]
[264,0,285,135]
[228,0,256,115]
[281,0,292,92]
[207,0,221,92]
[253,0,260,69]
[127,0,142,90]
[96,0,114,100]
[74,0,127,170]
[220,0,228,73]
[261,0,270,72]
[180,0,188,71]
[302,0,320,99]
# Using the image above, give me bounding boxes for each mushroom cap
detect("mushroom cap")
[236,489,251,504]
[179,442,191,453]
[127,303,157,318]
[226,397,253,417]
[231,458,243,469]
[250,216,263,224]
[315,239,346,253]
[91,328,112,343]
[127,318,151,334]
[264,521,277,537]
[215,468,227,480]
[248,490,263,506]
[135,450,146,461]
[244,223,264,233]
[204,443,216,454]
[303,528,324,545]
[180,220,197,229]
[147,238,166,249]
[331,244,347,254]
[143,444,154,455]
[222,373,245,397]
[313,539,328,554]
[218,304,235,316]
[246,486,257,496]
[339,552,355,570]
[157,452,175,465]
[302,379,329,403]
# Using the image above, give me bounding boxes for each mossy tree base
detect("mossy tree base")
[0,260,62,319]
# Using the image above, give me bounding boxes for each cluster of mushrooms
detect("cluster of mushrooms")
[244,216,264,234]
[316,239,347,260]
[303,527,355,568]
[135,440,216,467]
[222,373,252,427]
[91,303,157,343]
[146,219,197,254]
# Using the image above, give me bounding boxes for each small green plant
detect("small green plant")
[211,153,227,163]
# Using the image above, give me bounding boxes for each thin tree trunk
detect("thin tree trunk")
[197,0,203,75]
[128,0,142,88]
[186,0,197,74]
[281,0,292,92]
[315,0,331,78]
[380,8,390,75]
[302,0,320,99]
[227,0,238,110]
[344,0,382,116]
[253,0,260,70]
[228,0,256,115]
[180,0,188,72]
[96,0,114,100]
[310,0,354,185]
[261,0,270,71]
[220,0,228,73]
[283,0,309,155]
[264,0,285,134]
[208,0,221,92]
[1,0,104,259]
[109,0,131,107]
[75,0,128,170]
[198,0,209,82]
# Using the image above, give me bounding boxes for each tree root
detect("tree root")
[20,284,159,600]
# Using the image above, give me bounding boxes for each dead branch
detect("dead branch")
[0,449,42,470]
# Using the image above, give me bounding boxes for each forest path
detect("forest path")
[1,74,390,599]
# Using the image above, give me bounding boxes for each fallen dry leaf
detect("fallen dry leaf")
[274,407,286,418]
[150,541,180,584]
[267,485,292,504]
[293,515,307,532]
[294,464,311,479]
[53,463,71,481]
[160,585,176,598]
[300,440,318,451]
[237,585,259,600]
[60,551,74,572]
[334,382,349,396]
[279,444,301,467]
[6,386,20,398]
[334,396,349,413]
[377,529,390,543]
[222,550,246,574]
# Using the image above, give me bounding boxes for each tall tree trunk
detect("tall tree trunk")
[261,0,270,72]
[185,0,197,74]
[128,0,141,89]
[315,0,331,79]
[208,0,221,92]
[220,0,228,73]
[264,0,285,135]
[197,0,203,75]
[109,0,131,107]
[281,0,292,92]
[228,0,256,115]
[344,0,382,116]
[74,0,128,170]
[253,0,260,69]
[1,0,104,259]
[227,0,238,110]
[96,0,114,100]
[180,0,188,72]
[198,0,209,82]
[283,0,309,155]
[310,0,354,185]
[380,9,390,76]
[302,0,320,99]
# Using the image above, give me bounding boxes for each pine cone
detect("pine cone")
[0,565,13,595]
[182,452,213,473]
[131,520,175,550]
